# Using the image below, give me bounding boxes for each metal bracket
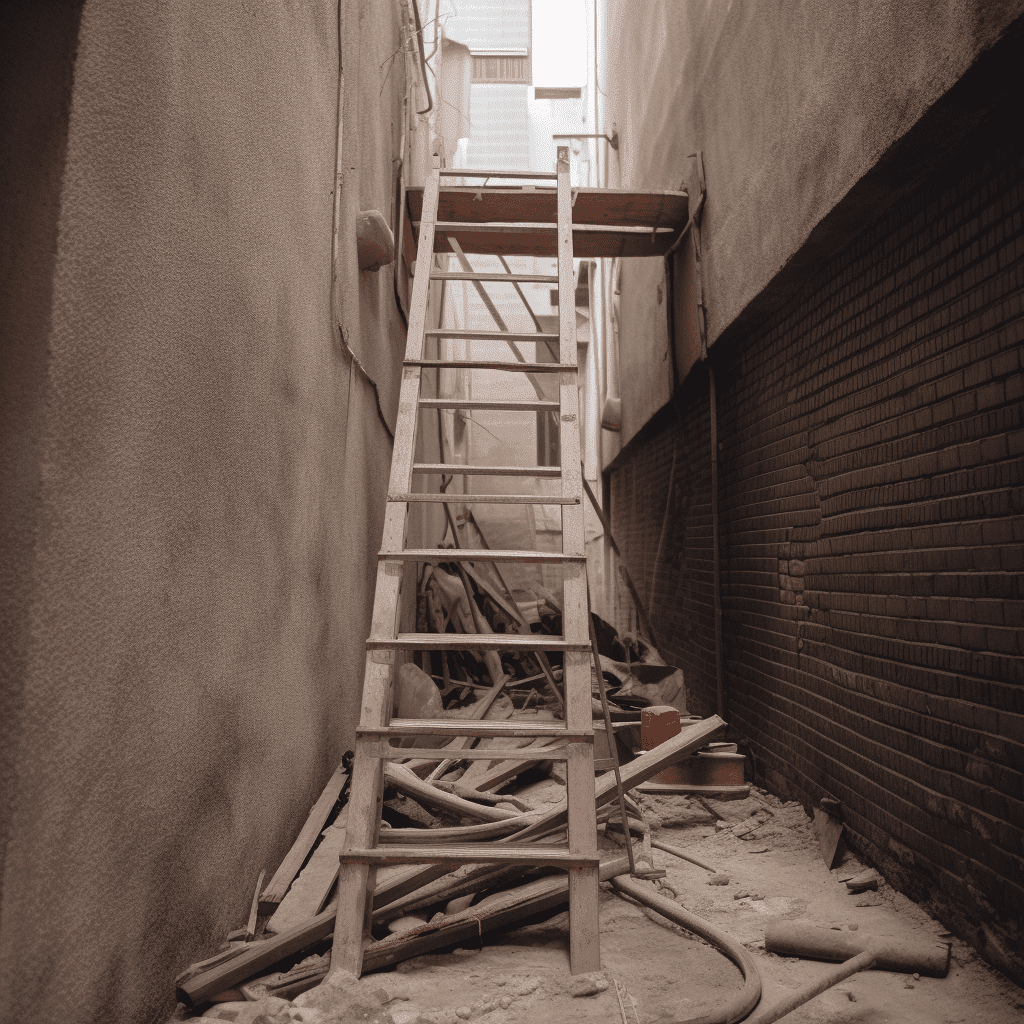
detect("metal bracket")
[688,150,708,360]
[552,132,620,151]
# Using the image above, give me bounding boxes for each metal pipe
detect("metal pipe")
[650,838,718,875]
[709,365,725,719]
[580,469,659,649]
[587,591,638,876]
[410,0,433,114]
[743,952,876,1024]
[551,132,619,151]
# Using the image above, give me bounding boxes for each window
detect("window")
[471,49,532,84]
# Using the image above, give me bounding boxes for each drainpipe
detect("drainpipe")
[709,364,726,719]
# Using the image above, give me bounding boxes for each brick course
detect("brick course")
[610,129,1024,979]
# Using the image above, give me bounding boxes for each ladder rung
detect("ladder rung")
[406,359,573,373]
[424,329,559,343]
[417,398,560,411]
[422,222,678,237]
[429,272,559,283]
[360,720,584,738]
[367,633,590,652]
[339,845,597,867]
[390,493,578,505]
[412,463,561,477]
[439,169,557,180]
[384,548,581,563]
[361,742,572,761]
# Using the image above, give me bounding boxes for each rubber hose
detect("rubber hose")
[610,874,762,1024]
[651,838,719,875]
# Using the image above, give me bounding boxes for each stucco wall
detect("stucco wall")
[0,3,404,1022]
[607,0,1024,448]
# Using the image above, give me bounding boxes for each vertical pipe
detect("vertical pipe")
[593,0,600,188]
[709,365,726,719]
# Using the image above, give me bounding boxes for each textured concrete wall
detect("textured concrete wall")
[610,120,1024,983]
[0,2,404,1021]
[607,0,1024,448]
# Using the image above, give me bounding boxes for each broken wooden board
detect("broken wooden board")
[246,869,265,941]
[514,715,726,842]
[259,763,348,914]
[266,813,349,936]
[459,736,565,791]
[384,763,518,823]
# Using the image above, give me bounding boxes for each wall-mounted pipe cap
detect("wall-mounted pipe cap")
[357,210,395,272]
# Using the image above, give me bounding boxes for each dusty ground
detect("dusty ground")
[191,790,1024,1024]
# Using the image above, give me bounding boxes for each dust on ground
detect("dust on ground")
[194,789,1024,1024]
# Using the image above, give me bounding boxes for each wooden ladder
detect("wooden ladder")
[332,146,601,976]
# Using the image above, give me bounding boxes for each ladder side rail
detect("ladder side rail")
[332,155,443,977]
[554,145,601,974]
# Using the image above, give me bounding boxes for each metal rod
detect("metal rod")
[587,590,637,876]
[409,0,433,114]
[709,365,725,720]
[743,952,876,1024]
[580,469,659,649]
[552,132,619,151]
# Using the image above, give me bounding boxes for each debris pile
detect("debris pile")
[173,584,735,1015]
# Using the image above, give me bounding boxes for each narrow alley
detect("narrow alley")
[1,3,1022,1024]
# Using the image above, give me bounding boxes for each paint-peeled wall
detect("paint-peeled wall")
[0,2,405,1022]
[606,0,1024,448]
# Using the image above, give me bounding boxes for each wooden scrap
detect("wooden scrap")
[178,720,724,1007]
[372,862,528,924]
[433,780,533,812]
[457,738,565,792]
[266,811,349,935]
[259,762,349,914]
[813,806,844,869]
[515,715,726,842]
[246,869,265,941]
[364,851,629,969]
[385,763,519,822]
[174,943,248,987]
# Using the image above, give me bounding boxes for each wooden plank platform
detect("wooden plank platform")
[408,186,688,228]
[406,186,688,259]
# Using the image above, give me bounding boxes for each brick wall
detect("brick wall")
[609,127,1024,981]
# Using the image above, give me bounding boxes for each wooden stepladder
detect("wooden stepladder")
[332,147,601,975]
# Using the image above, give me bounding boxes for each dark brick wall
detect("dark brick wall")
[609,127,1024,980]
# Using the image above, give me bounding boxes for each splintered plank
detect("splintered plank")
[259,763,348,914]
[265,815,349,936]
